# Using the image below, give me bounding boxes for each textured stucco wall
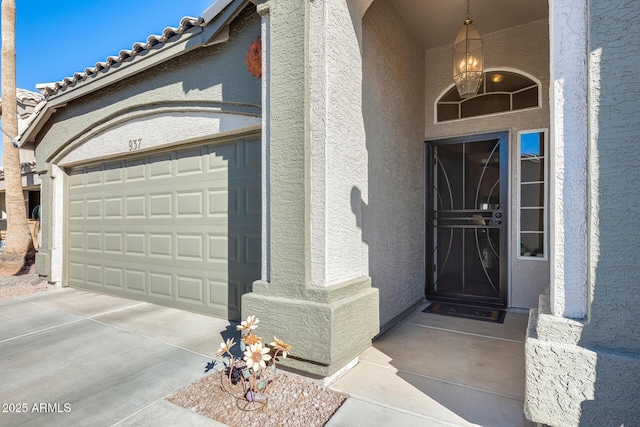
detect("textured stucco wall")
[548,0,589,319]
[33,7,261,282]
[526,1,640,425]
[526,297,640,426]
[583,0,640,353]
[308,0,369,287]
[425,19,550,309]
[361,0,425,326]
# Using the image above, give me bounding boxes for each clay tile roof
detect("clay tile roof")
[37,16,205,97]
[0,89,43,109]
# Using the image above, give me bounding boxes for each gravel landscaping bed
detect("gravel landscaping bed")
[0,259,48,301]
[167,369,347,427]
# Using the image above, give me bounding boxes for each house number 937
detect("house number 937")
[128,138,142,151]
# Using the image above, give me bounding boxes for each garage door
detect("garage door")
[67,137,261,320]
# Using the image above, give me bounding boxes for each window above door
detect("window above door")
[436,70,540,123]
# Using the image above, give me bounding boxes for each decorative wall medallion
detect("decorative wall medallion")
[245,37,262,78]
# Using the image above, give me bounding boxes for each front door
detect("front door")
[426,132,508,306]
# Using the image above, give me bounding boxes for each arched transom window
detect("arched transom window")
[436,70,539,122]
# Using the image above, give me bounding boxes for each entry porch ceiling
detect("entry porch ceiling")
[390,0,548,50]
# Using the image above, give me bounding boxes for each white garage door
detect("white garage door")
[67,137,261,320]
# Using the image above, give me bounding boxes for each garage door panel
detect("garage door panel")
[125,234,146,255]
[208,142,238,170]
[86,265,103,287]
[125,270,146,293]
[149,153,173,178]
[69,262,85,283]
[69,232,85,251]
[86,166,103,186]
[177,148,205,175]
[69,200,84,219]
[105,197,124,218]
[125,158,146,181]
[176,191,204,217]
[86,232,102,252]
[149,233,173,257]
[105,267,124,289]
[209,190,231,215]
[125,195,146,218]
[243,234,262,265]
[176,234,204,260]
[105,162,124,183]
[104,233,123,254]
[176,275,204,303]
[67,137,260,320]
[208,235,229,261]
[149,193,172,217]
[244,138,261,168]
[149,272,173,298]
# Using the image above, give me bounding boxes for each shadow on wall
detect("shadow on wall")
[578,5,640,424]
[351,0,426,328]
[181,4,261,105]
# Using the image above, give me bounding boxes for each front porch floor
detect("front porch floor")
[330,301,536,426]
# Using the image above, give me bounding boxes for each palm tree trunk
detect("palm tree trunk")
[2,0,33,256]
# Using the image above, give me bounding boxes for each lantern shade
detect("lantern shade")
[453,20,483,99]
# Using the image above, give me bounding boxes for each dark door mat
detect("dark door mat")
[423,302,506,323]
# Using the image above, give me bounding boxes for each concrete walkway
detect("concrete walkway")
[0,288,534,426]
[0,288,225,426]
[328,302,535,427]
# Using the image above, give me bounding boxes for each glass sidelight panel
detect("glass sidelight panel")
[427,132,508,305]
[518,130,548,259]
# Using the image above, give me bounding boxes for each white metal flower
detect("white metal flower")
[243,343,272,371]
[237,315,260,331]
[216,337,236,357]
[270,337,292,359]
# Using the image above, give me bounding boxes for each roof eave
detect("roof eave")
[19,0,251,146]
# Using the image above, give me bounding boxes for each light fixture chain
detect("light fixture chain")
[466,0,470,20]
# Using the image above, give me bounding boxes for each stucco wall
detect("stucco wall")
[361,0,425,326]
[525,2,640,424]
[583,0,640,352]
[308,0,370,287]
[425,19,550,309]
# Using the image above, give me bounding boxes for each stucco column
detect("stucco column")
[243,0,378,377]
[526,2,640,425]
[548,0,588,319]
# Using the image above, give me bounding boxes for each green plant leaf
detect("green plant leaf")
[240,341,246,351]
[258,381,266,390]
[269,364,276,373]
[242,369,251,378]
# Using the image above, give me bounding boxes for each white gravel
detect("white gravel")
[167,369,347,427]
[0,266,48,301]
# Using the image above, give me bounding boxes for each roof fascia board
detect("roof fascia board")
[202,0,250,45]
[201,0,235,24]
[21,106,61,144]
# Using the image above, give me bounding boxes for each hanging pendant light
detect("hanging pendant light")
[452,0,483,99]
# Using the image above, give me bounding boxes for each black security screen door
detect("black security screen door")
[426,132,508,306]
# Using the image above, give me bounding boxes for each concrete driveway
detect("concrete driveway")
[0,288,228,426]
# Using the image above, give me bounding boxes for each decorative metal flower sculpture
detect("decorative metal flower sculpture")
[216,315,291,410]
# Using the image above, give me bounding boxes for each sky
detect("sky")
[0,0,215,165]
